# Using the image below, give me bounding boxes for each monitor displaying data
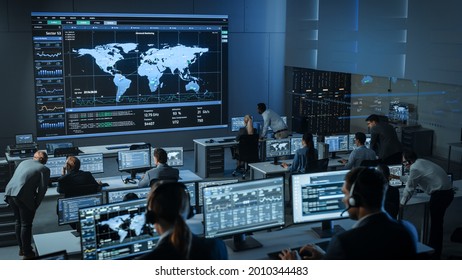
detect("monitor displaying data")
[45,156,67,179]
[117,149,151,172]
[79,198,157,260]
[31,12,229,141]
[106,187,151,204]
[46,142,73,155]
[292,170,349,237]
[203,177,285,251]
[290,135,318,155]
[231,117,245,132]
[197,178,239,207]
[76,153,104,174]
[57,193,103,226]
[163,147,184,167]
[324,135,349,153]
[265,138,291,160]
[388,164,403,187]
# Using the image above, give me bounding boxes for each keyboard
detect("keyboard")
[100,182,109,187]
[106,145,130,150]
[218,138,236,143]
[267,240,330,260]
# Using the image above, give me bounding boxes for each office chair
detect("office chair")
[149,176,179,187]
[360,159,381,167]
[305,158,329,173]
[232,134,260,179]
[60,183,101,199]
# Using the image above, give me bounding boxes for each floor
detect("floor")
[1,149,462,260]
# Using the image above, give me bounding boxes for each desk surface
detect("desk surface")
[193,136,237,147]
[249,157,347,176]
[45,169,202,197]
[78,142,146,156]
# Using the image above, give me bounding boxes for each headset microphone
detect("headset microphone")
[340,206,351,217]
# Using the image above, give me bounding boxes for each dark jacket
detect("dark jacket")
[57,170,100,198]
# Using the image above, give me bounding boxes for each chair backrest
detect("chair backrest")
[360,159,380,167]
[62,183,100,198]
[150,176,179,187]
[238,134,260,163]
[305,158,329,173]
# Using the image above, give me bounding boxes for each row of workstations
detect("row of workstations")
[193,133,370,178]
[32,168,448,260]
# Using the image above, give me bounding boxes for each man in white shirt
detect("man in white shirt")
[257,103,289,139]
[392,150,454,259]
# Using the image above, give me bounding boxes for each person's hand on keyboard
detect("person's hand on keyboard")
[278,248,301,260]
[298,244,326,260]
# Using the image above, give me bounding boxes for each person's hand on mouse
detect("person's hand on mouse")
[298,244,326,260]
[278,248,300,260]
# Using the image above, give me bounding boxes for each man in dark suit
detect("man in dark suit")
[366,114,402,164]
[138,148,179,188]
[57,156,101,198]
[280,167,418,260]
[4,151,50,259]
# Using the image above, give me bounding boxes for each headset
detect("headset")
[348,167,375,207]
[145,181,194,225]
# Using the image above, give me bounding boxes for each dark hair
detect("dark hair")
[257,103,266,112]
[147,182,191,258]
[345,167,387,209]
[303,132,316,162]
[123,192,139,201]
[403,150,418,164]
[67,156,81,171]
[365,114,380,123]
[154,148,168,164]
[354,132,367,145]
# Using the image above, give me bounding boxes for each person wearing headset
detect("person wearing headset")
[4,151,50,259]
[137,181,228,260]
[279,167,418,260]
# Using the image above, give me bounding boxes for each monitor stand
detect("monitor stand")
[225,234,263,252]
[312,220,345,238]
[271,156,280,165]
[71,230,81,237]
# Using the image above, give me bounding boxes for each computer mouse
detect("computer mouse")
[209,139,215,143]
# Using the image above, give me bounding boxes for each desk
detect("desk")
[33,230,81,256]
[447,142,462,175]
[45,169,203,197]
[249,157,347,180]
[78,142,146,156]
[193,137,237,178]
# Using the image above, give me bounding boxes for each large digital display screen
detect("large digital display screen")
[31,12,228,140]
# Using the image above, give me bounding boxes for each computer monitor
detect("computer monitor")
[231,116,245,132]
[79,198,158,260]
[46,142,73,155]
[117,149,151,180]
[197,178,239,208]
[76,153,104,174]
[106,187,151,204]
[324,134,349,158]
[292,170,350,238]
[265,138,291,164]
[388,164,403,187]
[57,193,103,226]
[163,147,184,167]
[202,177,285,251]
[15,133,34,145]
[348,133,372,150]
[388,102,409,125]
[290,135,317,155]
[45,156,67,180]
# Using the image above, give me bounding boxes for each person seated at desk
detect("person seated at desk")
[281,132,317,173]
[232,114,257,169]
[138,148,179,188]
[279,167,418,260]
[340,132,377,169]
[137,181,228,260]
[57,156,102,198]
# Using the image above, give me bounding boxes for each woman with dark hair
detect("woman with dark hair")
[137,181,228,260]
[282,132,318,173]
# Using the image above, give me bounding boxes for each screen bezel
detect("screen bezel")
[57,193,103,226]
[45,156,67,179]
[265,138,291,158]
[117,149,152,172]
[76,153,104,174]
[324,134,349,153]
